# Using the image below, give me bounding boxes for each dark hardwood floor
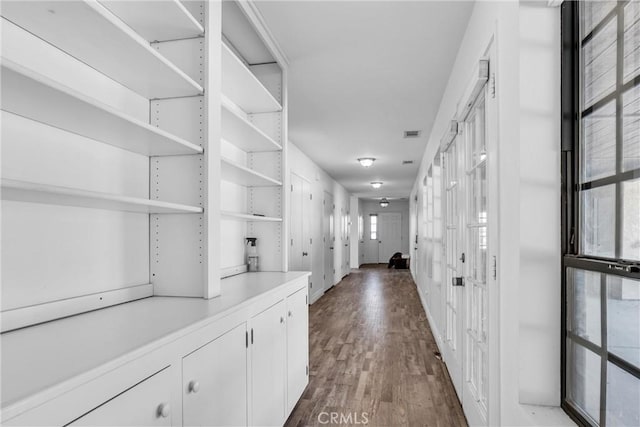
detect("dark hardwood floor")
[285,265,467,427]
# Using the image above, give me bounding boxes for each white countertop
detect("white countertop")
[1,271,310,412]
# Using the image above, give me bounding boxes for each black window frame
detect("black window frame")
[561,2,640,426]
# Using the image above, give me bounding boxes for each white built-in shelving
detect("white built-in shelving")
[1,62,203,156]
[100,0,204,42]
[221,157,282,187]
[222,96,282,152]
[2,179,204,215]
[221,211,283,222]
[1,0,203,99]
[221,42,282,113]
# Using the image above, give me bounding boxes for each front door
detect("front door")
[377,212,402,263]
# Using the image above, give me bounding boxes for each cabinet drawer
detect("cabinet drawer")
[67,367,173,426]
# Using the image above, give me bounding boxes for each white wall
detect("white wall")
[361,199,410,264]
[287,142,352,303]
[409,1,568,426]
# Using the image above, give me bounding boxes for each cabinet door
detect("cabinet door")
[286,287,309,413]
[251,300,286,427]
[183,323,247,427]
[68,367,173,426]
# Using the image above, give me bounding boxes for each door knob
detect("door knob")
[288,310,293,317]
[156,403,171,418]
[302,252,308,256]
[188,380,200,394]
[280,316,285,324]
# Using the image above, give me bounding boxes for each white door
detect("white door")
[290,173,303,270]
[377,212,402,263]
[182,324,247,427]
[442,58,494,426]
[442,138,464,395]
[323,192,334,291]
[290,173,312,275]
[251,301,286,427]
[286,287,309,413]
[460,87,491,427]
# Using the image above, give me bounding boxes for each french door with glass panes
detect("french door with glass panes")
[562,2,640,426]
[442,60,493,426]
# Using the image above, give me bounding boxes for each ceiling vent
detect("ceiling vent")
[402,160,414,165]
[403,130,421,138]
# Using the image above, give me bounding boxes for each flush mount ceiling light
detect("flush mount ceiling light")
[357,157,376,168]
[380,198,390,208]
[370,181,383,189]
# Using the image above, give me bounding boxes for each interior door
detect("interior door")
[323,192,334,291]
[442,61,492,426]
[442,137,464,396]
[290,173,312,274]
[290,173,303,270]
[377,212,402,263]
[461,87,490,427]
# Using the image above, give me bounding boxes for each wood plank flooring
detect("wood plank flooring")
[285,265,467,427]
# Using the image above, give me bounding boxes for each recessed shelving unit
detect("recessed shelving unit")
[221,211,283,222]
[1,179,204,214]
[100,0,204,42]
[1,62,203,157]
[1,0,203,99]
[221,157,282,187]
[222,96,282,152]
[221,42,282,113]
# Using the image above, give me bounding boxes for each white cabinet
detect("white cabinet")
[250,300,286,427]
[286,287,309,413]
[69,368,173,426]
[182,323,247,427]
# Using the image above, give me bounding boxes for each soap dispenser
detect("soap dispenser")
[246,237,259,272]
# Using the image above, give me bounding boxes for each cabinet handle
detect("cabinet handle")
[188,380,200,394]
[156,402,171,418]
[288,310,292,318]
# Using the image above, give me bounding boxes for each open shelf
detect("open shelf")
[1,62,203,157]
[100,0,204,42]
[1,0,203,99]
[222,43,282,113]
[2,179,204,214]
[221,211,283,222]
[222,96,282,152]
[221,156,282,187]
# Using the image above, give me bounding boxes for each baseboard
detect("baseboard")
[416,283,444,354]
[310,291,324,304]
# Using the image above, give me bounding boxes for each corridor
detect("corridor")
[285,265,467,427]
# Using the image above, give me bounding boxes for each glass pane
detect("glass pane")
[624,0,640,83]
[606,362,640,426]
[568,340,601,423]
[570,268,602,345]
[582,101,616,183]
[581,1,617,38]
[583,16,617,108]
[607,275,640,368]
[581,184,616,257]
[623,85,640,172]
[622,178,640,261]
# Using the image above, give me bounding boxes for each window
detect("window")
[562,2,640,426]
[358,214,364,241]
[370,214,377,240]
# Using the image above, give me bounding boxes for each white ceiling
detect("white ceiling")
[255,1,474,200]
